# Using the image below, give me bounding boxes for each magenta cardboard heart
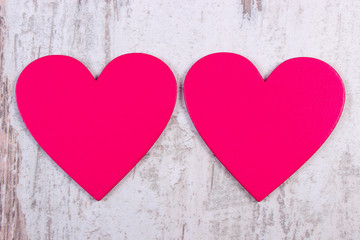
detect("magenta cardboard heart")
[16,54,177,200]
[184,53,345,201]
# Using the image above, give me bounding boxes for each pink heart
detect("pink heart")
[184,53,345,201]
[16,54,177,200]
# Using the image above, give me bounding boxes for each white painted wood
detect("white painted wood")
[1,0,360,239]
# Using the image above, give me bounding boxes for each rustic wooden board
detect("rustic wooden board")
[1,0,360,239]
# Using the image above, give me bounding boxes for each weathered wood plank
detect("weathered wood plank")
[0,1,28,239]
[1,0,360,239]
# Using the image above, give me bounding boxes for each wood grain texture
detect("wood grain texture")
[1,0,360,239]
[241,0,262,17]
[0,1,28,239]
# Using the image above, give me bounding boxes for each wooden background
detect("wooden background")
[1,0,360,239]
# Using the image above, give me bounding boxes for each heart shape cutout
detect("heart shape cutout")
[184,53,345,201]
[16,54,177,200]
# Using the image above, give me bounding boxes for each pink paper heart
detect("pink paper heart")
[16,54,177,200]
[184,53,345,201]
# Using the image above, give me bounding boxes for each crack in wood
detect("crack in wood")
[241,0,262,17]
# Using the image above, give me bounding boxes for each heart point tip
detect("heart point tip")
[253,195,266,202]
[92,194,106,201]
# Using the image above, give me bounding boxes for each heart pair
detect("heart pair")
[16,53,345,201]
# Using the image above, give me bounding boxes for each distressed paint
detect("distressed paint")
[0,1,28,239]
[1,0,360,239]
[241,0,262,17]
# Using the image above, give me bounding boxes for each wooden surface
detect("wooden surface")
[1,0,360,239]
